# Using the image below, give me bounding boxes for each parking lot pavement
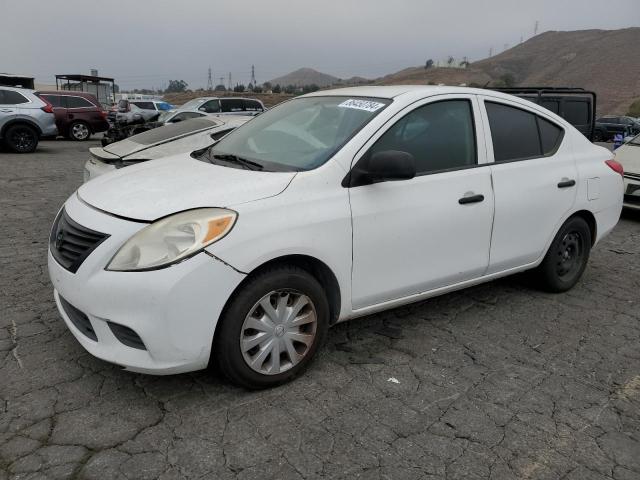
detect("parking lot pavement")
[1,140,639,480]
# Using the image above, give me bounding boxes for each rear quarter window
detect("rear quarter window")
[66,96,95,108]
[131,101,156,110]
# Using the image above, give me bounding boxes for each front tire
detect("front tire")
[5,124,38,153]
[69,121,91,141]
[214,265,329,389]
[534,216,591,293]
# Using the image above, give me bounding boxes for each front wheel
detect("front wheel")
[534,216,591,293]
[214,265,329,389]
[69,121,91,141]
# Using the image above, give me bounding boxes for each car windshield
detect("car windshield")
[180,98,208,110]
[158,111,174,123]
[207,96,391,171]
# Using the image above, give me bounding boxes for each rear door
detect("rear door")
[480,96,577,273]
[0,89,20,130]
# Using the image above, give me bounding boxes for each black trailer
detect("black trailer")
[489,87,596,142]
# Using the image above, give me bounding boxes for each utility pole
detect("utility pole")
[219,77,224,89]
[207,67,213,91]
[228,72,232,90]
[250,65,257,87]
[489,47,493,57]
[534,20,539,36]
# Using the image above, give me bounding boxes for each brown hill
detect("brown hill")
[379,28,640,115]
[268,68,339,87]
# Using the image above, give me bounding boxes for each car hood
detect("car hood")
[78,155,296,221]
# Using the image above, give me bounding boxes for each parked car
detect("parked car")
[48,86,623,388]
[153,109,209,126]
[128,99,174,112]
[84,115,251,181]
[0,86,57,152]
[112,100,161,124]
[177,97,265,116]
[612,133,640,210]
[594,116,640,142]
[36,91,109,141]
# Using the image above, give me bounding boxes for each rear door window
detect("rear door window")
[486,101,564,162]
[220,99,244,112]
[66,96,95,108]
[0,89,29,105]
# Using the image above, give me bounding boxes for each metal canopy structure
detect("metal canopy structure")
[55,74,116,106]
[0,73,35,89]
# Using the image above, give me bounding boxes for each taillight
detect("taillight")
[605,159,624,176]
[40,100,54,113]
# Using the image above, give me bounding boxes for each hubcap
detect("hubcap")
[72,123,89,139]
[556,232,582,277]
[240,290,317,375]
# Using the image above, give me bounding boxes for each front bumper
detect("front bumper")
[623,174,640,210]
[48,194,245,374]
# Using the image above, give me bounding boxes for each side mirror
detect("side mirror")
[346,150,416,187]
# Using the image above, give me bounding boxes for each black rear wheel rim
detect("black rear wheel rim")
[11,129,36,151]
[555,231,584,278]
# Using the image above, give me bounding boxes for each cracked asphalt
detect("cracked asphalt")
[1,140,640,480]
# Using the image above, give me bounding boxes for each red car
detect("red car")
[36,91,109,141]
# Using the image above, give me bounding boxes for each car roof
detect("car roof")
[0,85,36,93]
[300,85,515,100]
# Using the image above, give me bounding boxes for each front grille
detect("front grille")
[107,322,146,350]
[59,295,98,341]
[50,209,109,273]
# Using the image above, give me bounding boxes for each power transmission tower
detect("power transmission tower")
[228,72,232,90]
[250,65,257,86]
[219,77,224,89]
[534,20,539,36]
[489,47,493,57]
[207,67,213,91]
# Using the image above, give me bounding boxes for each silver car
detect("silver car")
[0,86,58,153]
[178,97,265,116]
[84,115,251,181]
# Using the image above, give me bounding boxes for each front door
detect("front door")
[349,96,495,310]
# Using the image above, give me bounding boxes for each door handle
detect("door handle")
[458,194,485,205]
[557,179,576,188]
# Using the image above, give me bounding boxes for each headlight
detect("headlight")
[106,208,236,272]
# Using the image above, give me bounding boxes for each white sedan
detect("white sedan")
[84,116,250,181]
[614,133,640,210]
[48,86,623,388]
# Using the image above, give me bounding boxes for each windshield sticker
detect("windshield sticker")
[338,99,385,112]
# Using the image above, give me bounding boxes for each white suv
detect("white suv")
[0,87,58,152]
[48,86,623,388]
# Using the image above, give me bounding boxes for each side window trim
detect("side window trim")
[344,94,489,187]
[481,97,565,164]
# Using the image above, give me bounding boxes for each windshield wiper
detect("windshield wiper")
[211,153,264,171]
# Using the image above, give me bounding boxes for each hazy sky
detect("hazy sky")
[1,0,638,90]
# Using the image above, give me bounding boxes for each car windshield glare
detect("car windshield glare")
[208,96,391,171]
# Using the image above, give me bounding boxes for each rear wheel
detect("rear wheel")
[5,124,38,153]
[69,121,91,141]
[214,265,329,389]
[534,216,591,292]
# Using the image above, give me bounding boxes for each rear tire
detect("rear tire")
[69,121,91,141]
[534,216,591,293]
[5,124,38,153]
[214,265,329,389]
